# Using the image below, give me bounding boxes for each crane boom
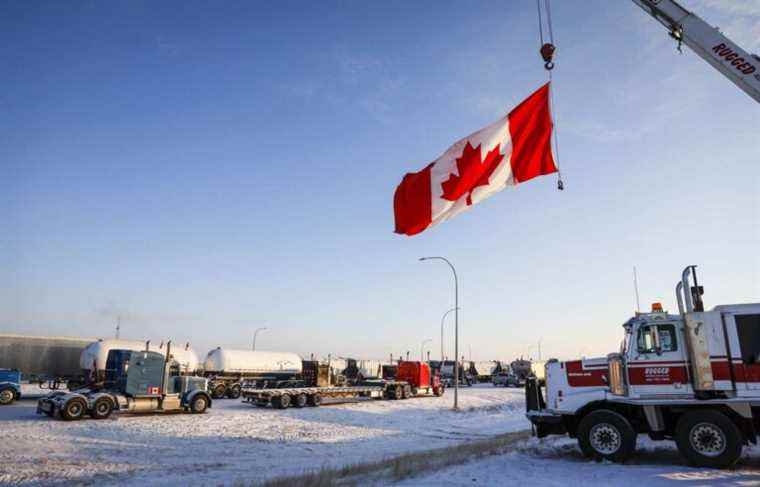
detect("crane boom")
[632,0,760,103]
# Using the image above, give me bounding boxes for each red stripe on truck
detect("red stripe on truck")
[565,360,607,387]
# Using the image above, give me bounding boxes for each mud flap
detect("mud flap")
[525,377,546,412]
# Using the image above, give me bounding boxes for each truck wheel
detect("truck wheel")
[212,384,226,399]
[577,409,637,463]
[294,394,307,408]
[393,385,403,400]
[226,385,241,399]
[273,394,291,409]
[307,394,322,407]
[675,410,743,468]
[0,389,15,405]
[410,387,418,397]
[90,398,113,419]
[190,395,209,414]
[403,385,412,399]
[61,398,87,421]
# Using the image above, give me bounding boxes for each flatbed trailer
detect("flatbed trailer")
[242,379,439,409]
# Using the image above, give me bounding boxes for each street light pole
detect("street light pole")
[252,327,268,351]
[420,256,459,411]
[440,307,457,361]
[421,339,432,362]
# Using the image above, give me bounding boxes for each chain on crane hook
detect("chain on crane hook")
[540,43,556,70]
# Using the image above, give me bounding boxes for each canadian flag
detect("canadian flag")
[394,83,557,236]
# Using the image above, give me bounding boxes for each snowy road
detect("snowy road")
[401,431,760,486]
[0,385,527,485]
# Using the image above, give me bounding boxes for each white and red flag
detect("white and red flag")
[394,83,557,236]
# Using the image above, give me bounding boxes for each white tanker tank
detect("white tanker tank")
[202,348,303,399]
[203,348,302,375]
[80,339,200,377]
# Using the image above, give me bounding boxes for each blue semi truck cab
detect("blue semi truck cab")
[37,342,211,420]
[0,369,22,405]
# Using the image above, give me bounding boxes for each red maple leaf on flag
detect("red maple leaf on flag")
[440,142,504,205]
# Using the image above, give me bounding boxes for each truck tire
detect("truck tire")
[226,384,241,399]
[212,384,227,399]
[294,394,307,408]
[393,385,403,400]
[90,397,113,419]
[403,385,412,399]
[190,395,209,414]
[273,394,291,409]
[675,410,743,468]
[0,388,15,405]
[61,398,87,421]
[577,409,637,463]
[410,387,418,397]
[307,394,322,407]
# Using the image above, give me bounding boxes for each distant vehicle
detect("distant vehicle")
[492,371,521,388]
[37,343,211,420]
[439,360,473,387]
[510,359,532,384]
[0,369,21,405]
[0,334,94,390]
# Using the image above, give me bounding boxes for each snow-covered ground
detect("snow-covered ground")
[400,433,760,486]
[5,384,760,486]
[0,384,526,485]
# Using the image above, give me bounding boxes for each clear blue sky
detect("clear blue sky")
[2,1,758,361]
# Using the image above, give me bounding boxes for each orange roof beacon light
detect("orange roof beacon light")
[651,302,664,313]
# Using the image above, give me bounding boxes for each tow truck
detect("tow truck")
[526,266,760,468]
[38,342,211,420]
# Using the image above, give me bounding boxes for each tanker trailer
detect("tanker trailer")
[203,348,302,399]
[80,339,200,387]
[0,334,95,390]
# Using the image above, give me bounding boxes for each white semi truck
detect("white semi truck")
[526,266,760,468]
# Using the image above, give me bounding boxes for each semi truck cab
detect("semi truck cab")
[527,266,760,468]
[38,343,211,420]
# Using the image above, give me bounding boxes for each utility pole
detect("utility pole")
[253,327,268,351]
[440,307,457,362]
[115,316,121,339]
[420,256,460,411]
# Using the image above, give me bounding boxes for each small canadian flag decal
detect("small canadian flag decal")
[149,387,160,394]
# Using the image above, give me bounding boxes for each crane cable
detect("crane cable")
[536,0,564,191]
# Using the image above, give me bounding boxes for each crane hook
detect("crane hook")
[540,43,556,70]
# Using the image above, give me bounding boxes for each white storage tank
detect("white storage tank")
[203,349,303,375]
[80,339,200,373]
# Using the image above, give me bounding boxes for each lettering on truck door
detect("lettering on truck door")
[627,322,691,397]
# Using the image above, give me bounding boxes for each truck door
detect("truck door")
[725,313,760,392]
[627,322,691,397]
